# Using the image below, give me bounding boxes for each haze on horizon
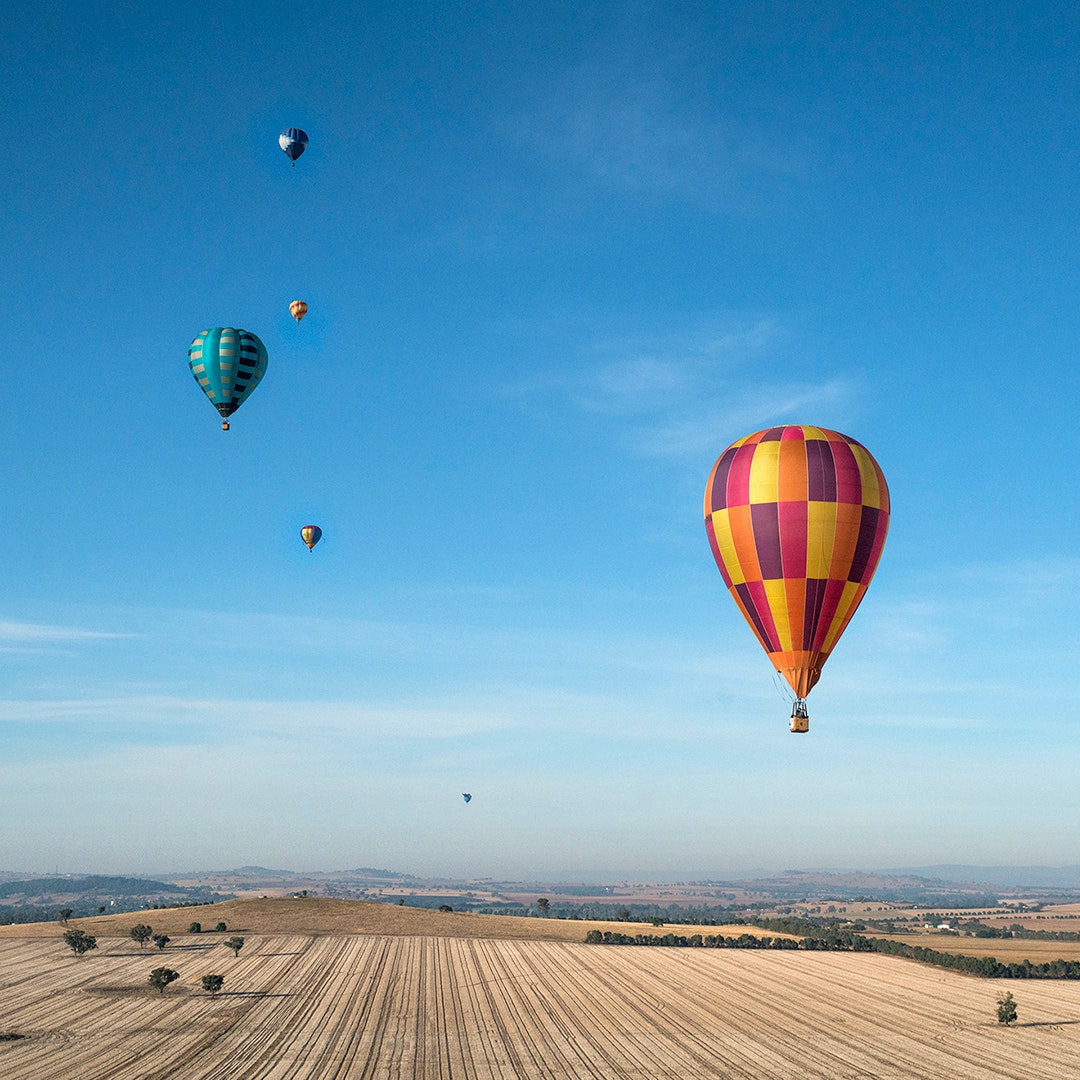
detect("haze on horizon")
[1,1,1076,880]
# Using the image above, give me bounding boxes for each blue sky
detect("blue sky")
[1,0,1077,879]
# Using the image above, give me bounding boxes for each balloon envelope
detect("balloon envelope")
[462,793,472,803]
[289,299,308,323]
[301,525,322,552]
[279,128,308,164]
[188,328,268,429]
[704,425,889,708]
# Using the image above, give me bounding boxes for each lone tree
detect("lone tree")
[63,929,98,958]
[152,934,170,951]
[130,924,153,950]
[58,908,73,925]
[201,974,225,998]
[148,967,180,995]
[997,991,1018,1026]
[215,922,227,932]
[224,936,245,957]
[188,922,202,934]
[536,898,550,917]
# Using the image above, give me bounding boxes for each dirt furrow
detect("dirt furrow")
[473,938,594,1079]
[270,936,391,1080]
[192,936,357,1079]
[506,941,659,1078]
[6,934,1080,1078]
[546,943,752,1077]
[437,936,488,1078]
[353,927,414,1079]
[281,936,396,1080]
[462,937,535,1078]
[679,950,957,1077]
[663,950,891,1076]
[496,943,609,1079]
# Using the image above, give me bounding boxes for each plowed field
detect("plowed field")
[3,934,1080,1078]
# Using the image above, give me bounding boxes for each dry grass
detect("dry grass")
[0,897,778,944]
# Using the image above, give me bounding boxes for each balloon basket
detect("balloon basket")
[790,700,809,734]
[221,421,230,431]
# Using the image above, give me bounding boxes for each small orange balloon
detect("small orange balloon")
[289,300,308,323]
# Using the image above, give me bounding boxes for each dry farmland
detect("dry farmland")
[3,905,1080,1078]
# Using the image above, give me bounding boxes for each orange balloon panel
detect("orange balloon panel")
[704,426,889,699]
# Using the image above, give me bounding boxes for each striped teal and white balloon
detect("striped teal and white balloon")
[188,327,268,431]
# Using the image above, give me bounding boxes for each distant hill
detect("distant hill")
[882,866,1080,890]
[0,875,182,899]
[227,866,296,877]
[0,874,234,925]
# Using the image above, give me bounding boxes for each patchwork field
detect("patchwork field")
[2,903,1080,1078]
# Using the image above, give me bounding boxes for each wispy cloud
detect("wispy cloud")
[0,695,516,739]
[0,618,129,641]
[0,617,132,653]
[504,319,856,458]
[641,379,853,458]
[950,556,1080,597]
[516,67,805,209]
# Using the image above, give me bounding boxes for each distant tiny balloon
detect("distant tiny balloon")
[279,128,308,166]
[301,525,322,552]
[462,793,472,803]
[289,300,308,323]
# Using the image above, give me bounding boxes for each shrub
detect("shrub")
[148,967,180,995]
[63,929,98,957]
[129,924,153,950]
[997,991,1018,1026]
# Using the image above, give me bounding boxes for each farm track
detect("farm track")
[4,935,1080,1078]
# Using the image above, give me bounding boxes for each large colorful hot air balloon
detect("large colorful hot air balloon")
[289,299,308,323]
[279,128,308,165]
[704,425,889,732]
[301,525,322,552]
[188,328,268,431]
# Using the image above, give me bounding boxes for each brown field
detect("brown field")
[879,933,1080,963]
[3,901,1080,1078]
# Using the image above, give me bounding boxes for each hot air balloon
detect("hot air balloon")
[188,328,268,431]
[462,793,472,804]
[289,299,308,323]
[301,525,322,552]
[704,425,889,732]
[279,128,308,165]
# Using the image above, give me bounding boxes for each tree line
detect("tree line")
[585,926,1080,980]
[585,931,800,949]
